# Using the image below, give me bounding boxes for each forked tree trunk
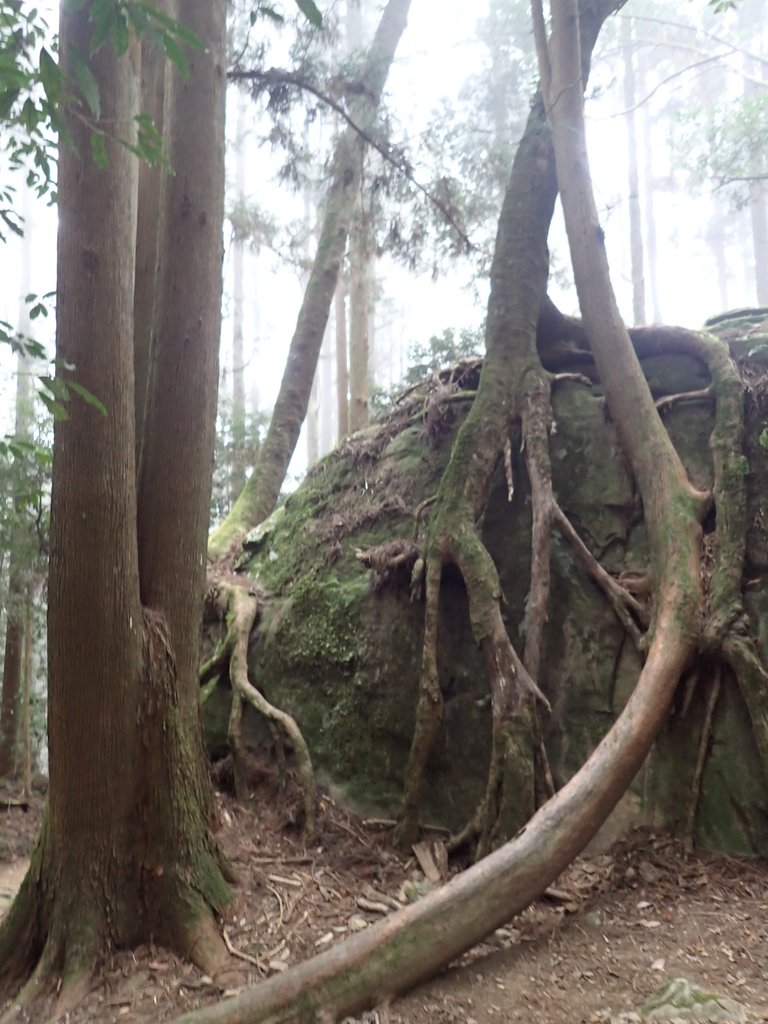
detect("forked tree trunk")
[0,1,231,1012]
[207,0,412,562]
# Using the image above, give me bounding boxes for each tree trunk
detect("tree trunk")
[0,199,36,779]
[638,48,662,323]
[133,4,169,473]
[621,16,645,326]
[231,96,249,501]
[0,2,231,1009]
[207,0,412,562]
[335,277,349,440]
[320,323,334,455]
[348,206,370,432]
[20,586,32,800]
[749,180,768,306]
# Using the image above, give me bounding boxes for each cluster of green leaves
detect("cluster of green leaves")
[674,91,768,206]
[0,3,58,235]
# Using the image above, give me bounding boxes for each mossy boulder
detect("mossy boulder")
[207,312,768,853]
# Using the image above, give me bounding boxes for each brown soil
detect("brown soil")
[1,771,767,1024]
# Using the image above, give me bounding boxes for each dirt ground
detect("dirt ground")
[1,770,768,1024]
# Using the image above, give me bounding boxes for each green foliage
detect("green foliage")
[211,403,269,525]
[0,3,58,223]
[402,326,484,386]
[371,326,484,414]
[674,92,768,205]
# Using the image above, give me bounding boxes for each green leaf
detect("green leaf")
[294,0,322,27]
[38,47,60,105]
[38,390,69,421]
[67,380,107,416]
[69,48,101,118]
[162,32,189,78]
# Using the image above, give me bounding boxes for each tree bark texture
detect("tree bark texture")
[133,3,170,473]
[207,0,412,562]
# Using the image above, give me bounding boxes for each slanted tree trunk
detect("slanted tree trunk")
[0,2,231,1012]
[208,0,412,562]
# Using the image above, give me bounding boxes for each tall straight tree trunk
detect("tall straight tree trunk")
[348,207,370,432]
[749,181,768,305]
[133,4,169,474]
[320,322,334,454]
[231,97,248,500]
[0,2,231,1008]
[0,197,35,779]
[136,0,228,787]
[209,0,412,561]
[20,586,32,800]
[638,50,661,323]
[335,276,349,440]
[621,16,645,326]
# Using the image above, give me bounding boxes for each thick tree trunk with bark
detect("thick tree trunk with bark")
[207,0,412,562]
[0,2,231,1012]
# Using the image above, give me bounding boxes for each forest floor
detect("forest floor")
[1,770,768,1024]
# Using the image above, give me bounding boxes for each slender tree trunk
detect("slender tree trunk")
[0,198,35,779]
[320,323,334,454]
[335,277,349,440]
[231,96,248,500]
[638,49,662,323]
[348,207,370,432]
[707,205,730,310]
[21,586,32,800]
[749,181,768,305]
[208,0,412,561]
[622,16,645,326]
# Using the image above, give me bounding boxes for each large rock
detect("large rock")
[208,311,768,854]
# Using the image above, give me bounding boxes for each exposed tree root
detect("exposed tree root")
[205,579,317,834]
[685,663,721,852]
[552,502,648,648]
[397,558,444,848]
